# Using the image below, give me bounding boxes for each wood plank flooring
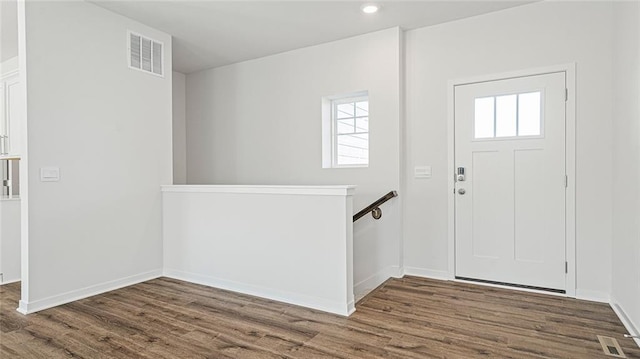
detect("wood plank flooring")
[1,276,639,358]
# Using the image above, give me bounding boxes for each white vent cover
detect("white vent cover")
[128,31,163,77]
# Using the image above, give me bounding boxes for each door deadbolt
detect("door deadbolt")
[458,188,466,195]
[457,167,466,181]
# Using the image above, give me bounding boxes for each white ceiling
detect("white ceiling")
[99,1,534,74]
[1,0,19,63]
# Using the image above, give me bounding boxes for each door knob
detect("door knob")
[458,188,466,195]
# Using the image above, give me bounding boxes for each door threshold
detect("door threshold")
[455,276,566,294]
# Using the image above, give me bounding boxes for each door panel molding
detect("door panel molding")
[447,64,576,297]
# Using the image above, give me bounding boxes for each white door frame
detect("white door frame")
[447,64,576,297]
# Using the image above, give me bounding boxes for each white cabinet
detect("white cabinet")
[0,198,21,284]
[0,72,23,158]
[0,82,5,154]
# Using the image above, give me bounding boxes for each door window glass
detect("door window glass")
[474,91,542,139]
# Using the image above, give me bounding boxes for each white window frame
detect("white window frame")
[321,91,369,169]
[472,89,546,141]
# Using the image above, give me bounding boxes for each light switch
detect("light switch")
[414,166,432,179]
[40,167,60,182]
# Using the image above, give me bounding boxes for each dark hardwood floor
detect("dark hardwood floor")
[1,276,639,358]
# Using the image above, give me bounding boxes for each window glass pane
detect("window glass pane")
[355,117,369,132]
[336,103,354,119]
[474,97,495,138]
[336,134,368,165]
[518,92,541,136]
[496,94,517,137]
[331,95,369,167]
[336,119,354,134]
[355,101,368,117]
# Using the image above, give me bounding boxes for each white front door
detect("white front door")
[454,72,567,291]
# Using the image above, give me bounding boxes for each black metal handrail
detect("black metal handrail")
[353,191,398,222]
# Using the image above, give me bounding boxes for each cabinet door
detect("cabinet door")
[0,83,6,155]
[5,76,22,156]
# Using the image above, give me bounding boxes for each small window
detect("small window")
[474,91,542,139]
[322,92,369,168]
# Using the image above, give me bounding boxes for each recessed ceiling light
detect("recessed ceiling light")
[361,4,379,14]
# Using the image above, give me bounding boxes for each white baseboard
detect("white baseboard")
[610,301,640,348]
[354,265,402,302]
[163,268,354,317]
[575,289,610,303]
[16,269,162,315]
[403,266,451,281]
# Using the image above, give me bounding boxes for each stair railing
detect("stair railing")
[353,190,398,222]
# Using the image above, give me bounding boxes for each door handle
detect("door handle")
[458,188,466,195]
[457,167,466,181]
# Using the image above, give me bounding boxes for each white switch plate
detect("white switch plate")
[414,166,432,179]
[40,167,60,182]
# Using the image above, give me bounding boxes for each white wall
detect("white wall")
[611,1,640,341]
[162,185,355,315]
[186,27,402,298]
[172,71,187,184]
[20,1,172,313]
[404,1,615,298]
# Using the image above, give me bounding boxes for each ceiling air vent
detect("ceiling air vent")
[128,31,163,77]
